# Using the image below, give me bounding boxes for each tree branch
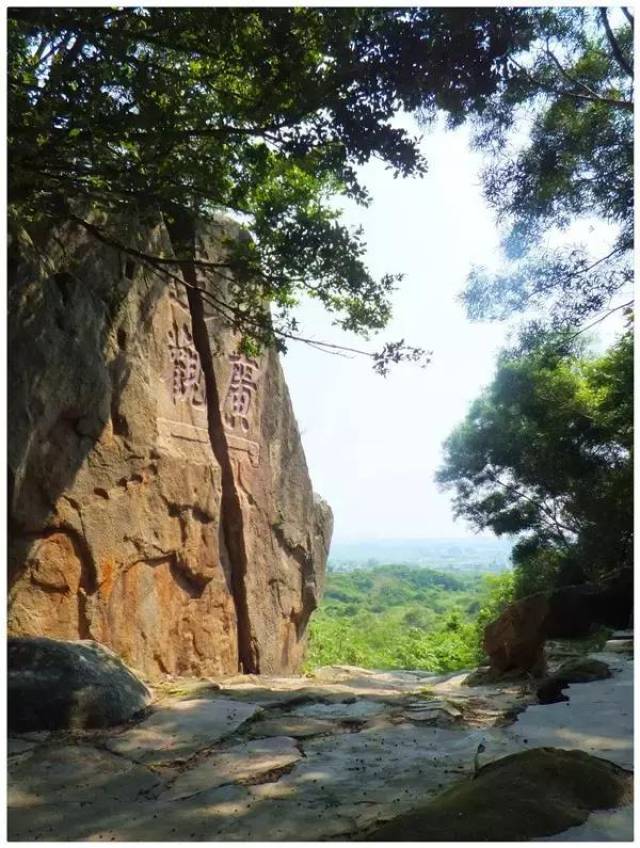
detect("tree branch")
[562,299,634,343]
[599,7,634,78]
[66,212,386,361]
[545,47,619,106]
[510,56,633,111]
[486,469,575,544]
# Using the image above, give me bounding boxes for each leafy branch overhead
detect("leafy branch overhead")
[459,7,633,336]
[8,6,534,370]
[9,8,633,363]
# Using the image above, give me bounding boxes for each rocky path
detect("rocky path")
[8,651,633,841]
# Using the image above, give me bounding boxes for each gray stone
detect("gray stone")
[7,743,160,818]
[158,736,301,801]
[553,657,611,682]
[507,652,633,769]
[247,715,338,739]
[8,636,152,731]
[105,697,261,764]
[605,639,633,653]
[8,738,38,756]
[6,657,634,842]
[290,699,387,720]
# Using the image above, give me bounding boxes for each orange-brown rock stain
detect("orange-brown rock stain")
[8,533,82,640]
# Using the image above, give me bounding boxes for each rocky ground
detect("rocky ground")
[8,642,633,842]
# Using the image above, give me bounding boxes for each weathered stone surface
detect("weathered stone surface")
[8,744,163,842]
[8,636,152,731]
[506,651,633,769]
[605,638,634,653]
[8,744,160,808]
[7,656,633,842]
[246,715,338,739]
[8,212,332,679]
[158,736,301,801]
[105,696,260,764]
[8,738,38,757]
[289,699,387,720]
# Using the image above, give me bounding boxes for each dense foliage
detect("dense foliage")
[8,6,536,370]
[461,7,634,335]
[437,331,633,596]
[305,565,514,672]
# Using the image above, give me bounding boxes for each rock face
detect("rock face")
[483,592,549,675]
[8,636,152,731]
[484,581,632,674]
[8,212,332,679]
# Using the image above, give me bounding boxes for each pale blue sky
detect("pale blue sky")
[280,114,622,543]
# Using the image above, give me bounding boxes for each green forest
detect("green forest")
[305,565,514,672]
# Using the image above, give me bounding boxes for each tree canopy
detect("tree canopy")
[437,330,633,595]
[460,7,634,337]
[8,6,535,370]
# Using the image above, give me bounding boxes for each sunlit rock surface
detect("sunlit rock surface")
[8,652,632,841]
[8,214,332,679]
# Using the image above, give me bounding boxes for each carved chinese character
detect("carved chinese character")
[224,354,259,432]
[166,324,206,406]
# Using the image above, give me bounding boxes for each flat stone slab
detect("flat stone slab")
[405,707,461,724]
[243,722,522,838]
[8,743,160,806]
[507,652,633,769]
[247,715,339,739]
[7,654,633,842]
[105,697,260,764]
[8,738,38,756]
[605,639,633,653]
[289,699,388,720]
[158,736,301,801]
[12,782,254,842]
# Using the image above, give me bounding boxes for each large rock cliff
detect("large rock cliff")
[8,212,332,679]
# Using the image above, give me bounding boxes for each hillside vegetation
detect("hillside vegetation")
[305,565,513,673]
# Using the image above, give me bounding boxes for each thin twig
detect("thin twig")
[509,56,633,111]
[546,47,618,106]
[561,299,634,344]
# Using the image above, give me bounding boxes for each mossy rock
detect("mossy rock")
[365,748,632,842]
[537,658,611,704]
[553,657,611,683]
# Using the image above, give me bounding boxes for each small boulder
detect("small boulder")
[366,748,632,841]
[553,657,611,683]
[8,636,152,731]
[536,657,611,704]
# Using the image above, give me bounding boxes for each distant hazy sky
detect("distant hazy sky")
[280,114,621,543]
